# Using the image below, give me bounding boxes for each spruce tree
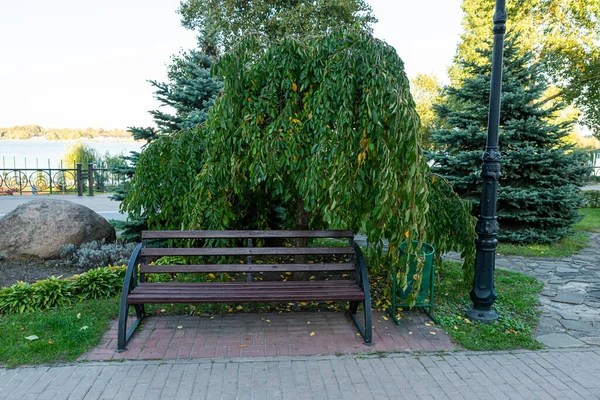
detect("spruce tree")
[431,35,589,244]
[111,50,222,240]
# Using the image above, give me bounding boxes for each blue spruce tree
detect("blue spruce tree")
[431,35,589,244]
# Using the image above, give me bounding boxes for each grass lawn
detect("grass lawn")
[497,208,599,258]
[0,297,119,368]
[431,261,543,351]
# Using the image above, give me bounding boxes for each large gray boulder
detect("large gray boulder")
[0,198,116,260]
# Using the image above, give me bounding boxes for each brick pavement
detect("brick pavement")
[82,310,455,361]
[2,349,600,399]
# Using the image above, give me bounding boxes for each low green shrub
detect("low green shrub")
[73,266,126,299]
[583,191,600,208]
[0,282,37,314]
[60,241,137,271]
[0,265,126,314]
[31,276,75,310]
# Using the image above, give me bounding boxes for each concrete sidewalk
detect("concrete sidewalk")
[2,349,599,400]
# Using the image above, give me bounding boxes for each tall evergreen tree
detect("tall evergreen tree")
[111,50,222,240]
[431,35,589,244]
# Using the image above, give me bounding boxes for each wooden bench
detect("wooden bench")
[117,230,373,351]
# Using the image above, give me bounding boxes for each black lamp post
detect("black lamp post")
[466,0,506,323]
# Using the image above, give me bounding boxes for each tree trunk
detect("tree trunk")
[293,196,309,281]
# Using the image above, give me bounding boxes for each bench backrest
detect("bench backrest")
[138,230,356,278]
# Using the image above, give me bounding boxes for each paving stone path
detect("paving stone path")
[494,232,600,348]
[355,232,600,349]
[3,349,600,399]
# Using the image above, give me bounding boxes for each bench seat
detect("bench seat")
[128,281,366,303]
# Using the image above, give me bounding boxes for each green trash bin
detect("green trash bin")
[388,241,436,324]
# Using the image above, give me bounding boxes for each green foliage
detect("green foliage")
[200,30,428,245]
[123,129,205,231]
[73,266,126,300]
[115,51,222,241]
[30,276,75,311]
[497,231,589,258]
[431,34,589,244]
[583,191,600,208]
[410,74,443,149]
[178,0,377,52]
[426,175,477,282]
[180,29,474,296]
[62,142,101,168]
[497,208,599,257]
[0,282,37,314]
[456,0,600,137]
[0,266,126,314]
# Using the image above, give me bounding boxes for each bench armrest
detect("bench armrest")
[353,242,371,300]
[120,243,143,299]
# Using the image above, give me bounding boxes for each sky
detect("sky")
[0,0,464,130]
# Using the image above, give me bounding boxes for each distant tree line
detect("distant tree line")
[0,125,131,140]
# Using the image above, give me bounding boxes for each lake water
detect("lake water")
[0,140,144,169]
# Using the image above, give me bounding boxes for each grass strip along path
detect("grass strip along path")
[497,208,600,257]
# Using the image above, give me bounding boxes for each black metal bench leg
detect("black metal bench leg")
[363,300,373,345]
[134,304,145,320]
[117,302,144,352]
[349,301,373,346]
[117,300,129,352]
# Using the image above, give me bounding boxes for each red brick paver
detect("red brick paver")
[81,310,455,361]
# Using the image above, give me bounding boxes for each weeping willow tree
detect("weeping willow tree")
[124,29,476,298]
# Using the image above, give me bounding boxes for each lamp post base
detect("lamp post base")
[466,307,498,323]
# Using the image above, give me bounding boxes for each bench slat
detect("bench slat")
[142,230,354,239]
[139,263,355,273]
[128,282,364,303]
[133,281,359,290]
[134,281,357,288]
[140,247,353,257]
[128,291,364,303]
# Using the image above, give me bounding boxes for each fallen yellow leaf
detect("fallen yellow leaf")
[266,320,271,323]
[429,332,436,335]
[177,326,183,329]
[309,332,315,336]
[382,316,388,321]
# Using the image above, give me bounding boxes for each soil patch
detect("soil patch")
[0,259,80,288]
